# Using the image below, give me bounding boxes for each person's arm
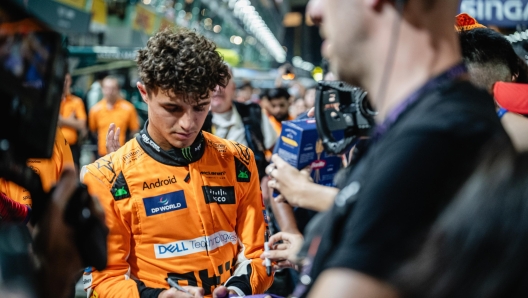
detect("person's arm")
[56,130,75,173]
[267,155,338,212]
[58,114,86,131]
[260,111,277,150]
[308,269,398,298]
[267,188,299,234]
[224,154,274,295]
[81,163,145,298]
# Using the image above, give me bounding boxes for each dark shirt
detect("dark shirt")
[302,80,511,294]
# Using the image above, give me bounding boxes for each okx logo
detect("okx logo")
[182,147,192,161]
[202,186,236,205]
[143,191,187,216]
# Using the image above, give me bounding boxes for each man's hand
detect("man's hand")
[260,232,304,270]
[266,154,313,207]
[106,123,121,154]
[212,286,237,298]
[158,286,204,298]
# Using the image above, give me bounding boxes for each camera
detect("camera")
[0,0,107,272]
[314,81,376,155]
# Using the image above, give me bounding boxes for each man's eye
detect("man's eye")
[165,106,181,113]
[194,105,207,112]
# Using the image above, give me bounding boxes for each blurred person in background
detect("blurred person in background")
[235,81,254,104]
[291,97,308,119]
[259,89,272,116]
[88,76,139,157]
[82,28,273,298]
[86,71,107,110]
[264,0,512,297]
[267,87,293,135]
[58,67,87,172]
[457,14,528,151]
[210,67,277,180]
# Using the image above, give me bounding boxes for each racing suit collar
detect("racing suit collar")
[136,120,206,166]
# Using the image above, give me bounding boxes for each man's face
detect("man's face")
[211,76,236,113]
[308,0,369,85]
[138,83,211,149]
[236,86,253,103]
[102,78,120,102]
[269,97,290,121]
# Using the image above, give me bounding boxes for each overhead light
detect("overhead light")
[229,0,286,63]
[213,25,222,33]
[142,0,151,4]
[233,36,243,45]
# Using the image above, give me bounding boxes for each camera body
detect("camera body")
[314,81,375,155]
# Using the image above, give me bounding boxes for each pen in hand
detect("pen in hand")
[264,231,272,276]
[166,278,192,295]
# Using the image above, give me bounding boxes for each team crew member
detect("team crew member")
[0,129,74,208]
[81,28,273,298]
[266,88,294,135]
[58,70,87,169]
[89,76,140,157]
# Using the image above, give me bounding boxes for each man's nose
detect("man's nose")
[179,110,194,131]
[307,0,323,26]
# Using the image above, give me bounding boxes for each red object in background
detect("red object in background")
[494,82,528,116]
[0,192,30,223]
[455,13,487,32]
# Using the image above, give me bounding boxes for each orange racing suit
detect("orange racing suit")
[81,124,273,297]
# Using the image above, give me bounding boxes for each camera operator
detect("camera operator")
[0,2,108,297]
[266,0,512,297]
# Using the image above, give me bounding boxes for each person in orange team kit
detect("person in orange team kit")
[58,69,87,170]
[89,76,139,156]
[81,28,273,298]
[0,129,74,209]
[266,87,294,135]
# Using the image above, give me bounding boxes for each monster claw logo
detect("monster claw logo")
[182,147,192,161]
[159,197,169,205]
[114,187,128,197]
[238,171,249,179]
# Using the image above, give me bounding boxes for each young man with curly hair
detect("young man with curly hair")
[81,28,273,298]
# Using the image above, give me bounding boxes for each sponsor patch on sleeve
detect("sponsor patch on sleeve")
[111,172,131,201]
[234,157,251,183]
[143,191,187,216]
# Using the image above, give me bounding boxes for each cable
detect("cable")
[374,0,407,109]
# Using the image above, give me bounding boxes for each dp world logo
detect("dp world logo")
[143,191,187,216]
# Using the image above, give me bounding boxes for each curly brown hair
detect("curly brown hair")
[136,28,230,102]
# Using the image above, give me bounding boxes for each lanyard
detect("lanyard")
[372,63,468,142]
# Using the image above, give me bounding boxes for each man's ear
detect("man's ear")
[137,82,149,103]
